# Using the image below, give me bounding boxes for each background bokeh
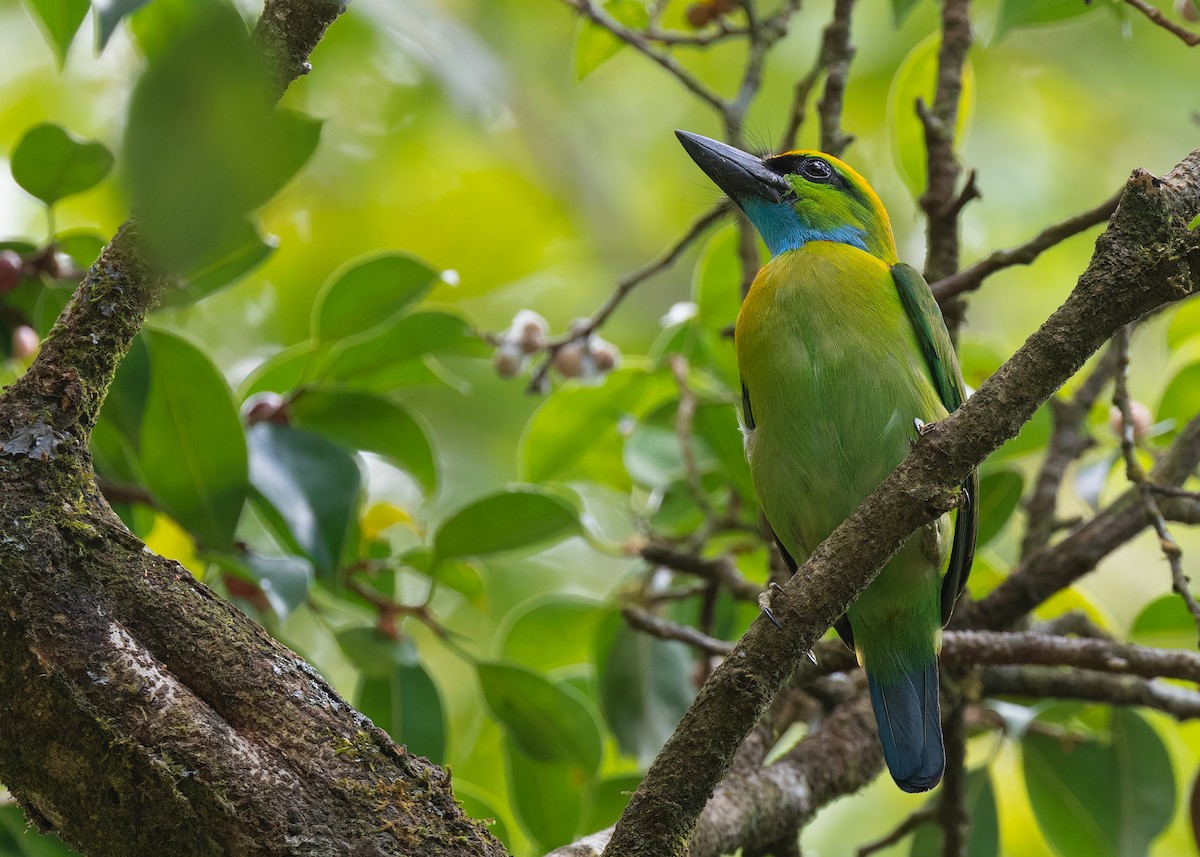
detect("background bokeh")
[1,0,1199,854]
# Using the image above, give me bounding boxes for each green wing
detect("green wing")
[891,262,978,626]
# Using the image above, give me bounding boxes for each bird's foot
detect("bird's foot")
[758,582,786,629]
[910,417,928,448]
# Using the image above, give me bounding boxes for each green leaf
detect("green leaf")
[22,0,89,68]
[358,655,446,764]
[54,230,106,271]
[139,329,248,551]
[124,4,322,271]
[1129,594,1199,650]
[992,402,1052,460]
[583,774,643,833]
[478,662,602,772]
[1023,708,1175,857]
[994,0,1103,43]
[238,341,320,400]
[693,225,743,335]
[693,403,754,502]
[433,487,578,561]
[976,468,1023,547]
[0,802,78,856]
[887,34,974,199]
[891,0,922,25]
[505,738,584,850]
[1167,299,1200,351]
[1189,213,1200,231]
[215,550,312,619]
[320,310,486,387]
[158,220,277,308]
[289,389,437,494]
[500,594,605,671]
[573,0,650,80]
[624,422,716,489]
[910,768,999,856]
[313,253,440,342]
[96,0,153,49]
[1158,362,1200,441]
[452,783,511,850]
[595,612,695,764]
[11,123,114,206]
[246,422,361,580]
[519,367,675,487]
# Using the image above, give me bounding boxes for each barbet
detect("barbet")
[677,131,977,793]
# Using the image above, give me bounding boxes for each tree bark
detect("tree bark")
[0,4,506,856]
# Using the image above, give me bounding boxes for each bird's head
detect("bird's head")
[676,130,897,264]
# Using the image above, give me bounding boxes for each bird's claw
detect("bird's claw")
[759,583,786,629]
[910,417,928,448]
[805,650,818,665]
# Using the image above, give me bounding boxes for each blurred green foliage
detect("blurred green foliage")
[1,0,1199,856]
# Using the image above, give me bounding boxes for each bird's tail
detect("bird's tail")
[866,660,944,793]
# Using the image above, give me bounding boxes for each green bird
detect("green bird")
[676,130,977,793]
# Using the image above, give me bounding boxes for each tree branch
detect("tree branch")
[0,4,506,855]
[930,189,1122,302]
[600,152,1200,857]
[1122,0,1200,46]
[981,667,1200,719]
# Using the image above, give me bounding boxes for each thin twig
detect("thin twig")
[639,543,761,601]
[815,0,857,157]
[622,604,731,656]
[1018,343,1120,559]
[930,189,1122,301]
[562,0,729,115]
[1123,0,1200,45]
[670,354,715,530]
[937,697,969,857]
[1112,325,1200,645]
[525,201,729,392]
[856,808,937,857]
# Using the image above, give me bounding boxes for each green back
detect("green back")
[890,262,978,625]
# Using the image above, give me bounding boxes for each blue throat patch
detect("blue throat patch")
[742,198,868,258]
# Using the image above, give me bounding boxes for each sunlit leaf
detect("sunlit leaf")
[320,310,486,388]
[595,612,695,764]
[124,3,322,271]
[313,253,440,342]
[247,422,361,581]
[500,594,605,671]
[11,123,113,206]
[1157,361,1200,442]
[22,0,89,68]
[433,487,579,561]
[887,34,975,199]
[572,0,649,80]
[994,0,1103,43]
[238,342,320,400]
[505,738,584,850]
[289,389,437,494]
[1023,708,1175,857]
[976,468,1023,547]
[478,662,602,772]
[139,329,248,551]
[1166,299,1200,351]
[1129,593,1200,650]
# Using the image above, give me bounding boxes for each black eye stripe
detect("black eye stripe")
[765,154,843,188]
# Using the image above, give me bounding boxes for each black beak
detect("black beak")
[675,130,791,205]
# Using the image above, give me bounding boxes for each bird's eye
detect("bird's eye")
[801,158,834,182]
